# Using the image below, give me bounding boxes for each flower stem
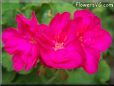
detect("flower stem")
[45,70,59,84]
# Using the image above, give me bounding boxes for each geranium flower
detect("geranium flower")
[72,9,112,74]
[39,12,83,69]
[2,12,40,72]
[2,9,112,75]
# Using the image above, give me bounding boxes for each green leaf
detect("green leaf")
[14,69,42,84]
[19,69,33,75]
[2,0,19,3]
[45,70,59,84]
[50,2,77,17]
[95,60,111,83]
[24,9,32,18]
[41,3,53,24]
[23,0,51,3]
[2,3,20,26]
[41,2,77,24]
[102,16,114,36]
[2,3,19,13]
[52,70,68,84]
[92,7,107,19]
[2,69,16,84]
[2,52,13,71]
[67,68,97,84]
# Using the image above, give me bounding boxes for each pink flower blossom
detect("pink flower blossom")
[2,9,112,74]
[72,9,112,74]
[39,12,83,69]
[2,12,40,72]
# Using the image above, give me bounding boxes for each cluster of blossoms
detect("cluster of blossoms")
[2,9,112,74]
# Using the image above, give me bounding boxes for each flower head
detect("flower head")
[72,9,112,74]
[2,12,40,72]
[39,12,83,69]
[2,9,112,75]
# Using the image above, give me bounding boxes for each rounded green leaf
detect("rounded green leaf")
[67,68,97,84]
[95,59,111,83]
[50,2,77,17]
[2,52,13,71]
[14,69,41,84]
[2,70,16,84]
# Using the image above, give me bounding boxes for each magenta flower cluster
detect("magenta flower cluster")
[2,9,112,74]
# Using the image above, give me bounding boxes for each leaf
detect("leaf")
[2,0,19,3]
[14,68,42,84]
[2,3,19,13]
[2,52,13,71]
[45,70,59,84]
[95,59,111,83]
[41,2,77,24]
[92,7,107,19]
[2,3,19,26]
[52,70,68,84]
[41,3,53,24]
[24,9,32,18]
[2,68,16,84]
[67,68,97,84]
[22,0,51,3]
[19,69,33,75]
[50,2,76,17]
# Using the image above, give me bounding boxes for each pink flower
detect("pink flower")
[72,9,112,74]
[2,9,112,74]
[2,12,40,72]
[39,12,83,69]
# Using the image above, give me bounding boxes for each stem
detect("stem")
[65,70,70,75]
[45,70,59,84]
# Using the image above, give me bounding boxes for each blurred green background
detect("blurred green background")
[1,0,114,85]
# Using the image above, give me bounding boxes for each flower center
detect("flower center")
[79,36,83,42]
[79,36,85,46]
[30,38,37,44]
[54,42,64,51]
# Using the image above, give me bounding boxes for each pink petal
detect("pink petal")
[16,11,39,33]
[64,20,79,45]
[83,47,100,74]
[40,41,83,69]
[74,9,101,34]
[31,11,39,23]
[2,28,18,42]
[49,12,70,35]
[83,28,112,52]
[12,44,39,72]
[2,28,20,54]
[2,28,39,71]
[12,54,24,72]
[24,45,39,71]
[38,24,55,50]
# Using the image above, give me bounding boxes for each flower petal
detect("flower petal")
[74,9,101,34]
[12,54,24,72]
[83,28,112,52]
[49,12,70,35]
[38,24,55,49]
[2,28,39,71]
[40,41,83,69]
[24,45,39,71]
[83,47,100,74]
[16,11,39,33]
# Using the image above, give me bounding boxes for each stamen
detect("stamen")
[54,42,64,51]
[80,36,83,42]
[30,38,37,44]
